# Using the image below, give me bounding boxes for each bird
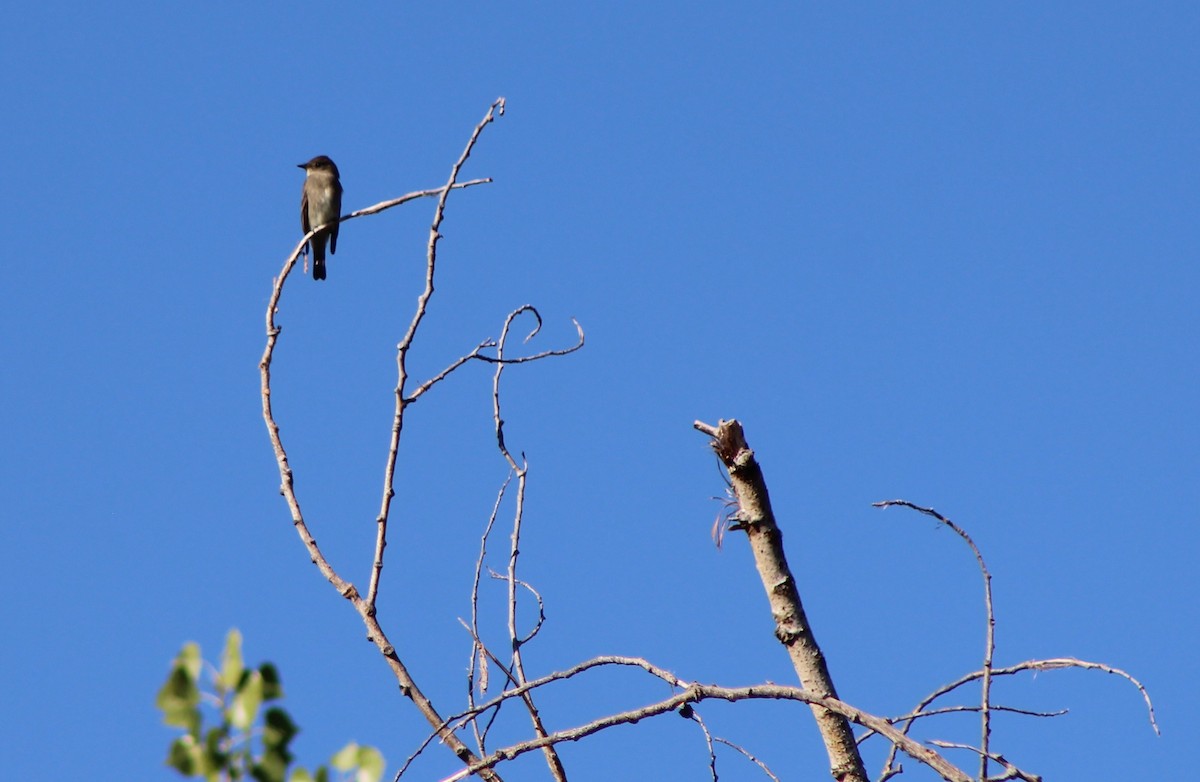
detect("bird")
[298,155,343,281]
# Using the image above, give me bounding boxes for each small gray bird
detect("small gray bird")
[298,155,343,281]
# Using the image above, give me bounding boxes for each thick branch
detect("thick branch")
[694,419,868,782]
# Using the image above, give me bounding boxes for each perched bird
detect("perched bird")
[298,155,343,281]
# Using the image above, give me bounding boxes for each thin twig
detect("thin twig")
[868,656,1158,781]
[404,317,584,406]
[713,737,783,782]
[873,499,996,780]
[488,569,546,645]
[459,618,522,751]
[919,658,1158,734]
[398,617,535,781]
[856,703,1067,745]
[466,472,513,754]
[367,97,506,613]
[399,655,686,778]
[445,682,974,782]
[690,709,719,781]
[490,304,566,781]
[689,709,784,782]
[260,98,508,782]
[294,179,491,273]
[400,306,581,781]
[928,741,1042,782]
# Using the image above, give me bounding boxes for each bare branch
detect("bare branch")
[928,741,1042,782]
[473,316,585,365]
[400,654,685,778]
[860,655,1158,782]
[447,682,973,782]
[488,569,546,646]
[712,737,783,782]
[457,617,522,755]
[404,316,583,406]
[857,703,1068,743]
[923,658,1158,734]
[689,709,719,781]
[873,499,997,780]
[465,472,513,754]
[368,97,507,613]
[294,179,492,274]
[406,339,492,405]
[695,419,869,782]
[260,98,509,782]
[399,306,581,780]
[347,180,490,220]
[687,704,784,782]
[489,303,566,781]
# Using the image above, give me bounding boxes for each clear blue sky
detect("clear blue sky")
[1,4,1194,780]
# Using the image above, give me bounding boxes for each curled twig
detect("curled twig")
[488,569,546,646]
[404,315,584,406]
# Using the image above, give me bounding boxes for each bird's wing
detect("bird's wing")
[300,187,311,233]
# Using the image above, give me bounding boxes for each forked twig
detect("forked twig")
[465,472,513,754]
[368,97,508,612]
[396,655,683,780]
[866,500,1158,780]
[260,98,509,782]
[443,682,974,782]
[713,737,783,782]
[928,740,1042,782]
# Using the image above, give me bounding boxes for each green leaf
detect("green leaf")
[288,769,314,782]
[259,662,284,701]
[166,735,201,775]
[157,665,202,731]
[252,748,289,782]
[330,742,359,770]
[201,726,229,774]
[353,746,385,782]
[329,743,385,782]
[262,707,299,752]
[230,670,264,730]
[221,628,245,692]
[179,642,203,678]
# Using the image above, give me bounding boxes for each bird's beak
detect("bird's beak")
[296,163,307,170]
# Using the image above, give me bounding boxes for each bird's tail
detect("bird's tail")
[312,239,327,281]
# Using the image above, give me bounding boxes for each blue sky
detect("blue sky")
[1,3,1194,780]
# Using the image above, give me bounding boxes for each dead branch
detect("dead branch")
[260,98,508,782]
[369,97,508,612]
[489,303,566,781]
[445,682,973,782]
[694,418,870,782]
